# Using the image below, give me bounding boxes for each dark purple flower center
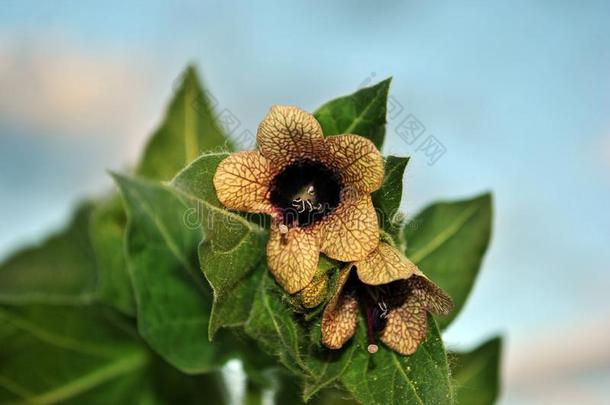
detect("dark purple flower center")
[344,271,394,353]
[269,159,342,228]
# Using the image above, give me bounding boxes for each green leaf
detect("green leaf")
[88,66,233,316]
[404,193,492,329]
[0,305,149,404]
[245,271,357,402]
[341,317,454,405]
[314,78,391,149]
[274,370,360,405]
[209,266,263,334]
[245,272,308,375]
[451,337,502,405]
[89,195,136,316]
[371,155,410,242]
[137,66,232,181]
[114,173,233,373]
[0,305,229,404]
[0,67,233,311]
[171,152,267,339]
[0,203,98,305]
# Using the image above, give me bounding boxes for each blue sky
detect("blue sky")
[1,1,609,402]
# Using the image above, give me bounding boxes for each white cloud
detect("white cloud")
[0,34,155,139]
[503,317,610,403]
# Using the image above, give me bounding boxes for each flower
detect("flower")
[320,242,452,355]
[213,106,384,294]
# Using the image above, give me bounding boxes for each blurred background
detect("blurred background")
[1,1,609,403]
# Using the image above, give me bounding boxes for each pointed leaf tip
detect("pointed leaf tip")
[314,77,392,149]
[404,192,493,329]
[136,64,231,181]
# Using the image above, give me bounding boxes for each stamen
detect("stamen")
[278,224,289,234]
[268,159,342,228]
[378,299,388,319]
[365,304,378,354]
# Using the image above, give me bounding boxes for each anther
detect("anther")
[278,224,289,234]
[378,299,388,319]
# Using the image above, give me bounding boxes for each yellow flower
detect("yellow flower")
[213,106,384,294]
[321,242,453,355]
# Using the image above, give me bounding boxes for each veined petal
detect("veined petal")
[321,134,384,193]
[321,267,358,349]
[320,194,379,262]
[257,105,324,168]
[379,293,428,355]
[356,242,418,285]
[266,227,320,294]
[409,272,453,316]
[213,151,273,213]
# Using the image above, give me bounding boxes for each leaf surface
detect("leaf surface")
[171,152,267,338]
[404,193,492,328]
[245,271,357,402]
[137,66,231,181]
[0,305,148,404]
[371,155,410,243]
[314,79,391,149]
[451,337,502,405]
[341,317,453,405]
[89,195,136,315]
[89,66,234,316]
[0,203,98,305]
[0,305,229,404]
[115,173,232,373]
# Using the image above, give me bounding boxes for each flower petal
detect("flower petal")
[379,292,428,355]
[355,242,418,285]
[409,272,453,315]
[266,227,320,294]
[257,105,324,167]
[321,134,384,193]
[379,274,452,355]
[213,151,273,213]
[321,267,358,349]
[320,194,379,262]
